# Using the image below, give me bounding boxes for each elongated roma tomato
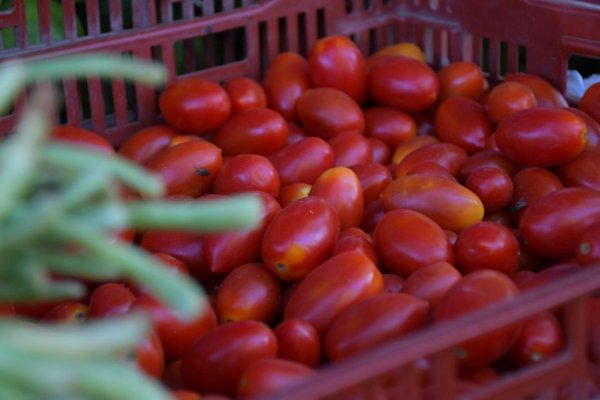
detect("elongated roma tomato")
[269,136,334,186]
[382,175,484,232]
[223,76,267,114]
[576,222,600,266]
[495,108,586,167]
[364,107,416,150]
[402,261,462,307]
[118,125,178,164]
[263,52,311,121]
[262,196,339,281]
[507,312,564,367]
[556,149,600,191]
[284,251,383,335]
[508,167,563,226]
[394,142,468,179]
[274,319,321,367]
[52,125,115,154]
[213,154,280,197]
[436,62,486,102]
[505,73,568,108]
[237,358,314,398]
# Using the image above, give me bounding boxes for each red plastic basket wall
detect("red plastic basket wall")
[2,1,600,399]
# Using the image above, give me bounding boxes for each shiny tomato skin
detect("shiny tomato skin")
[89,283,136,318]
[133,330,165,378]
[140,230,205,279]
[435,97,493,154]
[213,108,288,156]
[465,167,513,213]
[42,301,89,324]
[373,42,426,61]
[364,107,417,150]
[368,56,439,112]
[455,222,519,275]
[434,270,522,370]
[324,293,428,361]
[329,131,372,167]
[437,62,486,102]
[361,198,386,233]
[373,209,454,277]
[273,319,321,367]
[402,261,462,307]
[567,107,600,149]
[237,358,314,398]
[382,175,484,232]
[212,154,280,197]
[332,228,379,266]
[406,161,457,181]
[263,52,312,121]
[223,76,267,114]
[216,262,282,324]
[310,167,364,229]
[556,149,600,191]
[296,87,365,140]
[146,140,222,197]
[369,137,391,165]
[118,125,178,165]
[180,320,278,396]
[575,222,600,266]
[394,142,468,179]
[349,162,392,204]
[519,188,600,259]
[505,73,567,108]
[391,135,439,165]
[459,149,521,182]
[308,35,367,104]
[519,263,581,291]
[269,136,335,186]
[204,192,280,274]
[51,125,115,154]
[284,251,383,335]
[262,196,339,281]
[581,83,600,124]
[507,311,564,367]
[159,77,231,135]
[278,183,311,207]
[485,81,537,124]
[508,167,563,226]
[496,108,586,167]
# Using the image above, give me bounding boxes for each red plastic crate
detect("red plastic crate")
[1,1,600,399]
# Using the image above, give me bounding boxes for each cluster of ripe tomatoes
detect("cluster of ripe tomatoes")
[4,35,600,399]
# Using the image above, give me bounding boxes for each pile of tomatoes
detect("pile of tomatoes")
[4,35,600,399]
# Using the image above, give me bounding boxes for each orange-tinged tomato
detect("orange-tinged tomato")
[505,73,567,108]
[485,81,537,124]
[394,142,468,179]
[391,135,439,165]
[118,124,178,164]
[278,183,311,207]
[437,62,486,102]
[42,301,89,324]
[223,76,267,114]
[373,42,426,61]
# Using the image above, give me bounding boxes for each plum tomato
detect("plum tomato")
[406,161,457,181]
[308,35,367,104]
[361,198,386,234]
[495,108,586,167]
[434,270,522,370]
[88,283,136,318]
[508,167,563,226]
[328,131,373,167]
[212,154,280,197]
[158,77,231,136]
[332,227,379,265]
[369,137,392,165]
[42,301,89,324]
[507,312,564,367]
[180,320,277,396]
[132,330,165,378]
[237,358,315,398]
[216,262,282,324]
[373,42,426,61]
[394,142,468,179]
[505,73,568,108]
[262,196,339,281]
[485,81,537,124]
[278,183,311,208]
[324,293,428,361]
[465,167,513,213]
[373,209,454,278]
[567,107,600,149]
[556,149,600,191]
[284,251,383,335]
[455,222,520,275]
[402,261,462,308]
[171,390,201,400]
[296,87,365,140]
[269,136,334,186]
[51,125,114,154]
[391,135,439,165]
[118,124,178,165]
[580,82,600,124]
[273,319,321,367]
[459,149,521,182]
[363,107,417,150]
[223,76,267,114]
[382,274,405,294]
[436,62,486,102]
[212,108,288,156]
[349,162,392,204]
[575,222,600,266]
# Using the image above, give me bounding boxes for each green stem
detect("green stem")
[38,252,121,280]
[0,61,26,114]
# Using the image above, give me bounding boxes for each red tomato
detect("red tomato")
[132,294,217,361]
[223,76,267,114]
[391,135,439,165]
[363,107,416,150]
[459,149,520,182]
[296,87,365,140]
[146,140,222,197]
[171,390,201,400]
[496,108,586,167]
[133,330,165,378]
[567,107,600,149]
[505,73,567,108]
[328,131,372,167]
[42,301,89,324]
[437,62,486,102]
[204,192,281,274]
[310,167,364,229]
[0,302,14,317]
[263,52,312,121]
[159,77,231,135]
[455,222,519,275]
[284,251,383,335]
[262,196,339,281]
[180,320,277,396]
[373,42,426,61]
[508,167,563,226]
[162,360,185,391]
[394,142,468,179]
[485,81,537,124]
[51,125,114,154]
[575,222,600,266]
[361,198,386,233]
[274,319,321,367]
[519,188,600,259]
[369,137,392,165]
[287,122,307,144]
[434,270,522,369]
[237,358,314,397]
[406,161,457,181]
[324,293,428,361]
[402,261,462,307]
[519,263,581,291]
[556,149,600,191]
[13,300,64,319]
[216,262,282,324]
[89,283,135,318]
[465,167,513,213]
[368,56,439,112]
[580,82,600,124]
[332,228,379,265]
[308,35,367,104]
[382,274,405,293]
[118,124,178,165]
[382,175,484,232]
[140,231,205,280]
[212,154,280,197]
[587,298,600,364]
[213,108,288,156]
[435,97,493,154]
[269,136,334,186]
[349,162,393,204]
[507,312,564,367]
[373,209,454,278]
[278,183,311,207]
